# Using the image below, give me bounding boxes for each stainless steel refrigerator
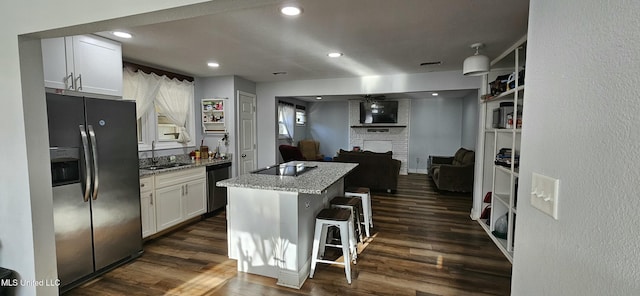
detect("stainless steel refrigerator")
[47,93,142,292]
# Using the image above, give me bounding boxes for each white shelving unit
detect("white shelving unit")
[477,36,526,263]
[202,98,226,133]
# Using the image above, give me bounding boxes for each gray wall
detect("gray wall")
[460,90,479,150]
[195,75,256,175]
[234,76,256,95]
[511,0,640,295]
[308,100,350,158]
[408,97,464,173]
[195,75,234,152]
[307,97,476,171]
[256,71,483,168]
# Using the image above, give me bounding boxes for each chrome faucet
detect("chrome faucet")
[151,140,158,164]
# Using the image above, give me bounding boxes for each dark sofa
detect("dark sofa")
[334,149,401,192]
[428,148,475,192]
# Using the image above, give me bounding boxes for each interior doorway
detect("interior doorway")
[236,91,257,175]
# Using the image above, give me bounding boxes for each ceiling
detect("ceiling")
[96,0,529,86]
[290,89,477,103]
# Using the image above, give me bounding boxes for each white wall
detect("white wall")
[308,101,350,158]
[0,1,267,295]
[511,0,640,295]
[460,91,478,150]
[256,71,482,167]
[408,97,464,173]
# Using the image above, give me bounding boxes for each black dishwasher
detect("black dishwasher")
[206,162,231,213]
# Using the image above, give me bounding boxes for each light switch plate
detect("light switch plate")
[530,172,560,219]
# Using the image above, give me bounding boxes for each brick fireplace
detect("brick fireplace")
[349,99,409,174]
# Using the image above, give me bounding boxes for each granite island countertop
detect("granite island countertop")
[216,161,357,194]
[139,158,232,177]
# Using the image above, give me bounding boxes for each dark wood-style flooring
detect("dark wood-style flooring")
[67,174,511,295]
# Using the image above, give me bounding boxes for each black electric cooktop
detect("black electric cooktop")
[251,164,317,176]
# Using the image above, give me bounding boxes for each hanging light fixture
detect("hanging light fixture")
[463,43,490,76]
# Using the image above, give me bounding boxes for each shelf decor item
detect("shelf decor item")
[492,214,508,239]
[202,98,227,133]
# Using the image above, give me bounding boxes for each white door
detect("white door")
[237,91,257,175]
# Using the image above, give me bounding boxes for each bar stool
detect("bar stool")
[330,196,364,248]
[345,187,373,237]
[309,208,355,284]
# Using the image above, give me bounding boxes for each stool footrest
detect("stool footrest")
[316,259,346,265]
[324,243,344,248]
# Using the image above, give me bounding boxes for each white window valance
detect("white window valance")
[123,68,194,143]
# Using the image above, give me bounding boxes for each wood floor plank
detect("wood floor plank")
[66,174,511,295]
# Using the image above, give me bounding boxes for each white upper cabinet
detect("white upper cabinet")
[42,35,123,97]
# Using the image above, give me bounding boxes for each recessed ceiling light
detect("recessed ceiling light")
[316,96,323,100]
[112,31,132,39]
[432,93,439,96]
[280,6,302,16]
[207,62,220,68]
[328,52,343,58]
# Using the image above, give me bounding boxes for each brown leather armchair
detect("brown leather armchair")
[279,145,305,162]
[298,139,324,161]
[428,148,475,193]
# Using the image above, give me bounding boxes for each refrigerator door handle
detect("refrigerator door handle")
[79,125,92,202]
[88,125,99,200]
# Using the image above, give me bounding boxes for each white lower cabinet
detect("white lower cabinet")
[155,183,186,231]
[184,178,207,219]
[140,167,206,238]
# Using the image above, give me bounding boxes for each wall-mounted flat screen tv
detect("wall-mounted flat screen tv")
[359,101,398,123]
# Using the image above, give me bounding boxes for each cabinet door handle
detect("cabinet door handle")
[149,192,153,205]
[75,74,83,91]
[65,73,74,90]
[185,184,188,195]
[181,185,184,196]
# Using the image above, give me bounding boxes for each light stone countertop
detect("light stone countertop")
[216,161,358,195]
[139,158,232,177]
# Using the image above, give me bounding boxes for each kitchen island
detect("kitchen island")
[217,161,357,289]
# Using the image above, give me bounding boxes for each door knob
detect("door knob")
[242,154,247,158]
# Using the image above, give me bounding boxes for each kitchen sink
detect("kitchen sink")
[141,163,191,171]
